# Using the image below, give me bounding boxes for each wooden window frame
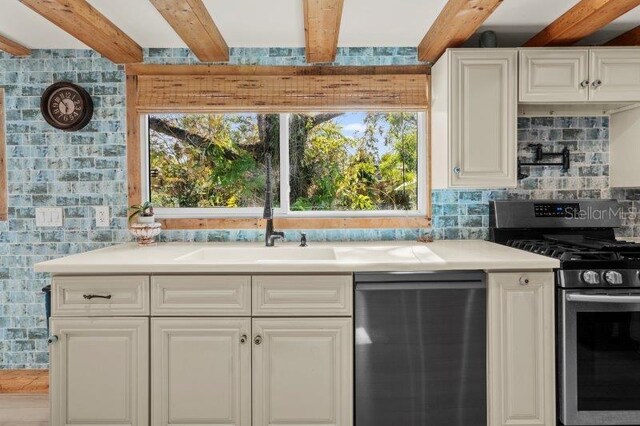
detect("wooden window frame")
[0,89,7,222]
[126,64,432,230]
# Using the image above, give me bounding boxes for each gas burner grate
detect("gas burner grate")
[505,239,624,261]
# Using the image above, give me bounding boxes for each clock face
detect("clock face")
[48,88,83,125]
[41,82,93,131]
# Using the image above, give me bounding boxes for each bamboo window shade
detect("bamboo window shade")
[135,73,429,112]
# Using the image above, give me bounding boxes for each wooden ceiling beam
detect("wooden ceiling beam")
[0,34,31,57]
[418,0,503,64]
[524,0,640,47]
[604,25,640,46]
[149,0,229,62]
[19,0,143,63]
[303,0,344,63]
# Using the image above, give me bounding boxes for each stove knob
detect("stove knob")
[581,270,601,285]
[604,271,623,285]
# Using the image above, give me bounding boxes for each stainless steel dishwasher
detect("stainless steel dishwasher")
[355,271,487,426]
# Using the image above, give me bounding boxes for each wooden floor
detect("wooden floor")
[0,371,48,395]
[0,394,48,426]
[0,371,49,425]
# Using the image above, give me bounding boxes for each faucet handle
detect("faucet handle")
[300,232,308,247]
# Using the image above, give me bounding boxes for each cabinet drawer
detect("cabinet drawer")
[151,275,251,316]
[252,275,352,316]
[52,276,149,316]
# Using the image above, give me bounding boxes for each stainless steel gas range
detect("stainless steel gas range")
[490,199,640,426]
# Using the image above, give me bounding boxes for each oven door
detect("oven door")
[559,289,640,425]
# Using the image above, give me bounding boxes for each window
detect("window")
[143,111,427,219]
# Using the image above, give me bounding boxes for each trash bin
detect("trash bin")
[42,285,51,332]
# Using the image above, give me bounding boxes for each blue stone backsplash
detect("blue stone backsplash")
[0,47,638,368]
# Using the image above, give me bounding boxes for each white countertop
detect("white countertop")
[35,240,559,274]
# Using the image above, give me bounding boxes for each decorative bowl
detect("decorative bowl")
[129,222,162,246]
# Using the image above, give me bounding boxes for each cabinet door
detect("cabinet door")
[450,50,517,188]
[252,318,352,426]
[49,318,148,426]
[589,49,640,101]
[488,273,555,426]
[151,318,251,426]
[610,106,640,187]
[519,49,589,102]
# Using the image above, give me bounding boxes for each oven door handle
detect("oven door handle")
[566,294,640,304]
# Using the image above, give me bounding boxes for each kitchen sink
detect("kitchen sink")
[175,246,337,263]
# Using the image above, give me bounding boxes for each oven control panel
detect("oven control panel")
[559,269,640,288]
[534,203,580,218]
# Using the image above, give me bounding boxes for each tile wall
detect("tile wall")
[0,48,637,367]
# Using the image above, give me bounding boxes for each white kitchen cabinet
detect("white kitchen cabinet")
[49,317,148,426]
[519,48,640,103]
[151,318,251,426]
[432,49,518,189]
[488,272,555,426]
[151,275,251,316]
[519,49,589,102]
[252,318,353,426]
[252,275,352,316]
[589,49,640,102]
[610,105,640,187]
[52,275,150,316]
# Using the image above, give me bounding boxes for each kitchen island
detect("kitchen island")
[36,240,559,426]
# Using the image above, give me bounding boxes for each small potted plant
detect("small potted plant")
[128,201,155,224]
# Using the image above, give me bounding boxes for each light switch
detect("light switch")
[35,207,63,227]
[94,206,110,227]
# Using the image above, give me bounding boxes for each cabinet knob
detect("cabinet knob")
[240,334,248,344]
[47,335,58,345]
[453,166,461,175]
[592,79,602,88]
[519,276,530,286]
[580,80,589,88]
[254,335,263,345]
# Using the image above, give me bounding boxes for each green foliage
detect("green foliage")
[149,112,419,212]
[128,201,154,223]
[149,114,274,208]
[290,112,418,211]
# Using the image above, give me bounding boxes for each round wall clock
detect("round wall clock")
[40,82,93,131]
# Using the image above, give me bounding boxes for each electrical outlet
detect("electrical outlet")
[94,206,110,227]
[35,207,63,227]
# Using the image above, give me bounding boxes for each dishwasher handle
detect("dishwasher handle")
[356,281,485,291]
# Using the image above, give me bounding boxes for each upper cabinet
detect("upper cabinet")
[610,105,640,188]
[520,48,640,103]
[432,49,518,189]
[519,49,589,102]
[589,49,640,102]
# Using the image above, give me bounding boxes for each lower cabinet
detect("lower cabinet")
[252,318,353,426]
[488,272,555,426]
[151,318,251,426]
[150,317,353,426]
[49,317,149,426]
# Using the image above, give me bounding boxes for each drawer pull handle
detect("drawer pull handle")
[240,334,248,344]
[83,294,112,300]
[254,335,263,345]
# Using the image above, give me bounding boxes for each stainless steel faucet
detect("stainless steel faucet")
[263,154,284,247]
